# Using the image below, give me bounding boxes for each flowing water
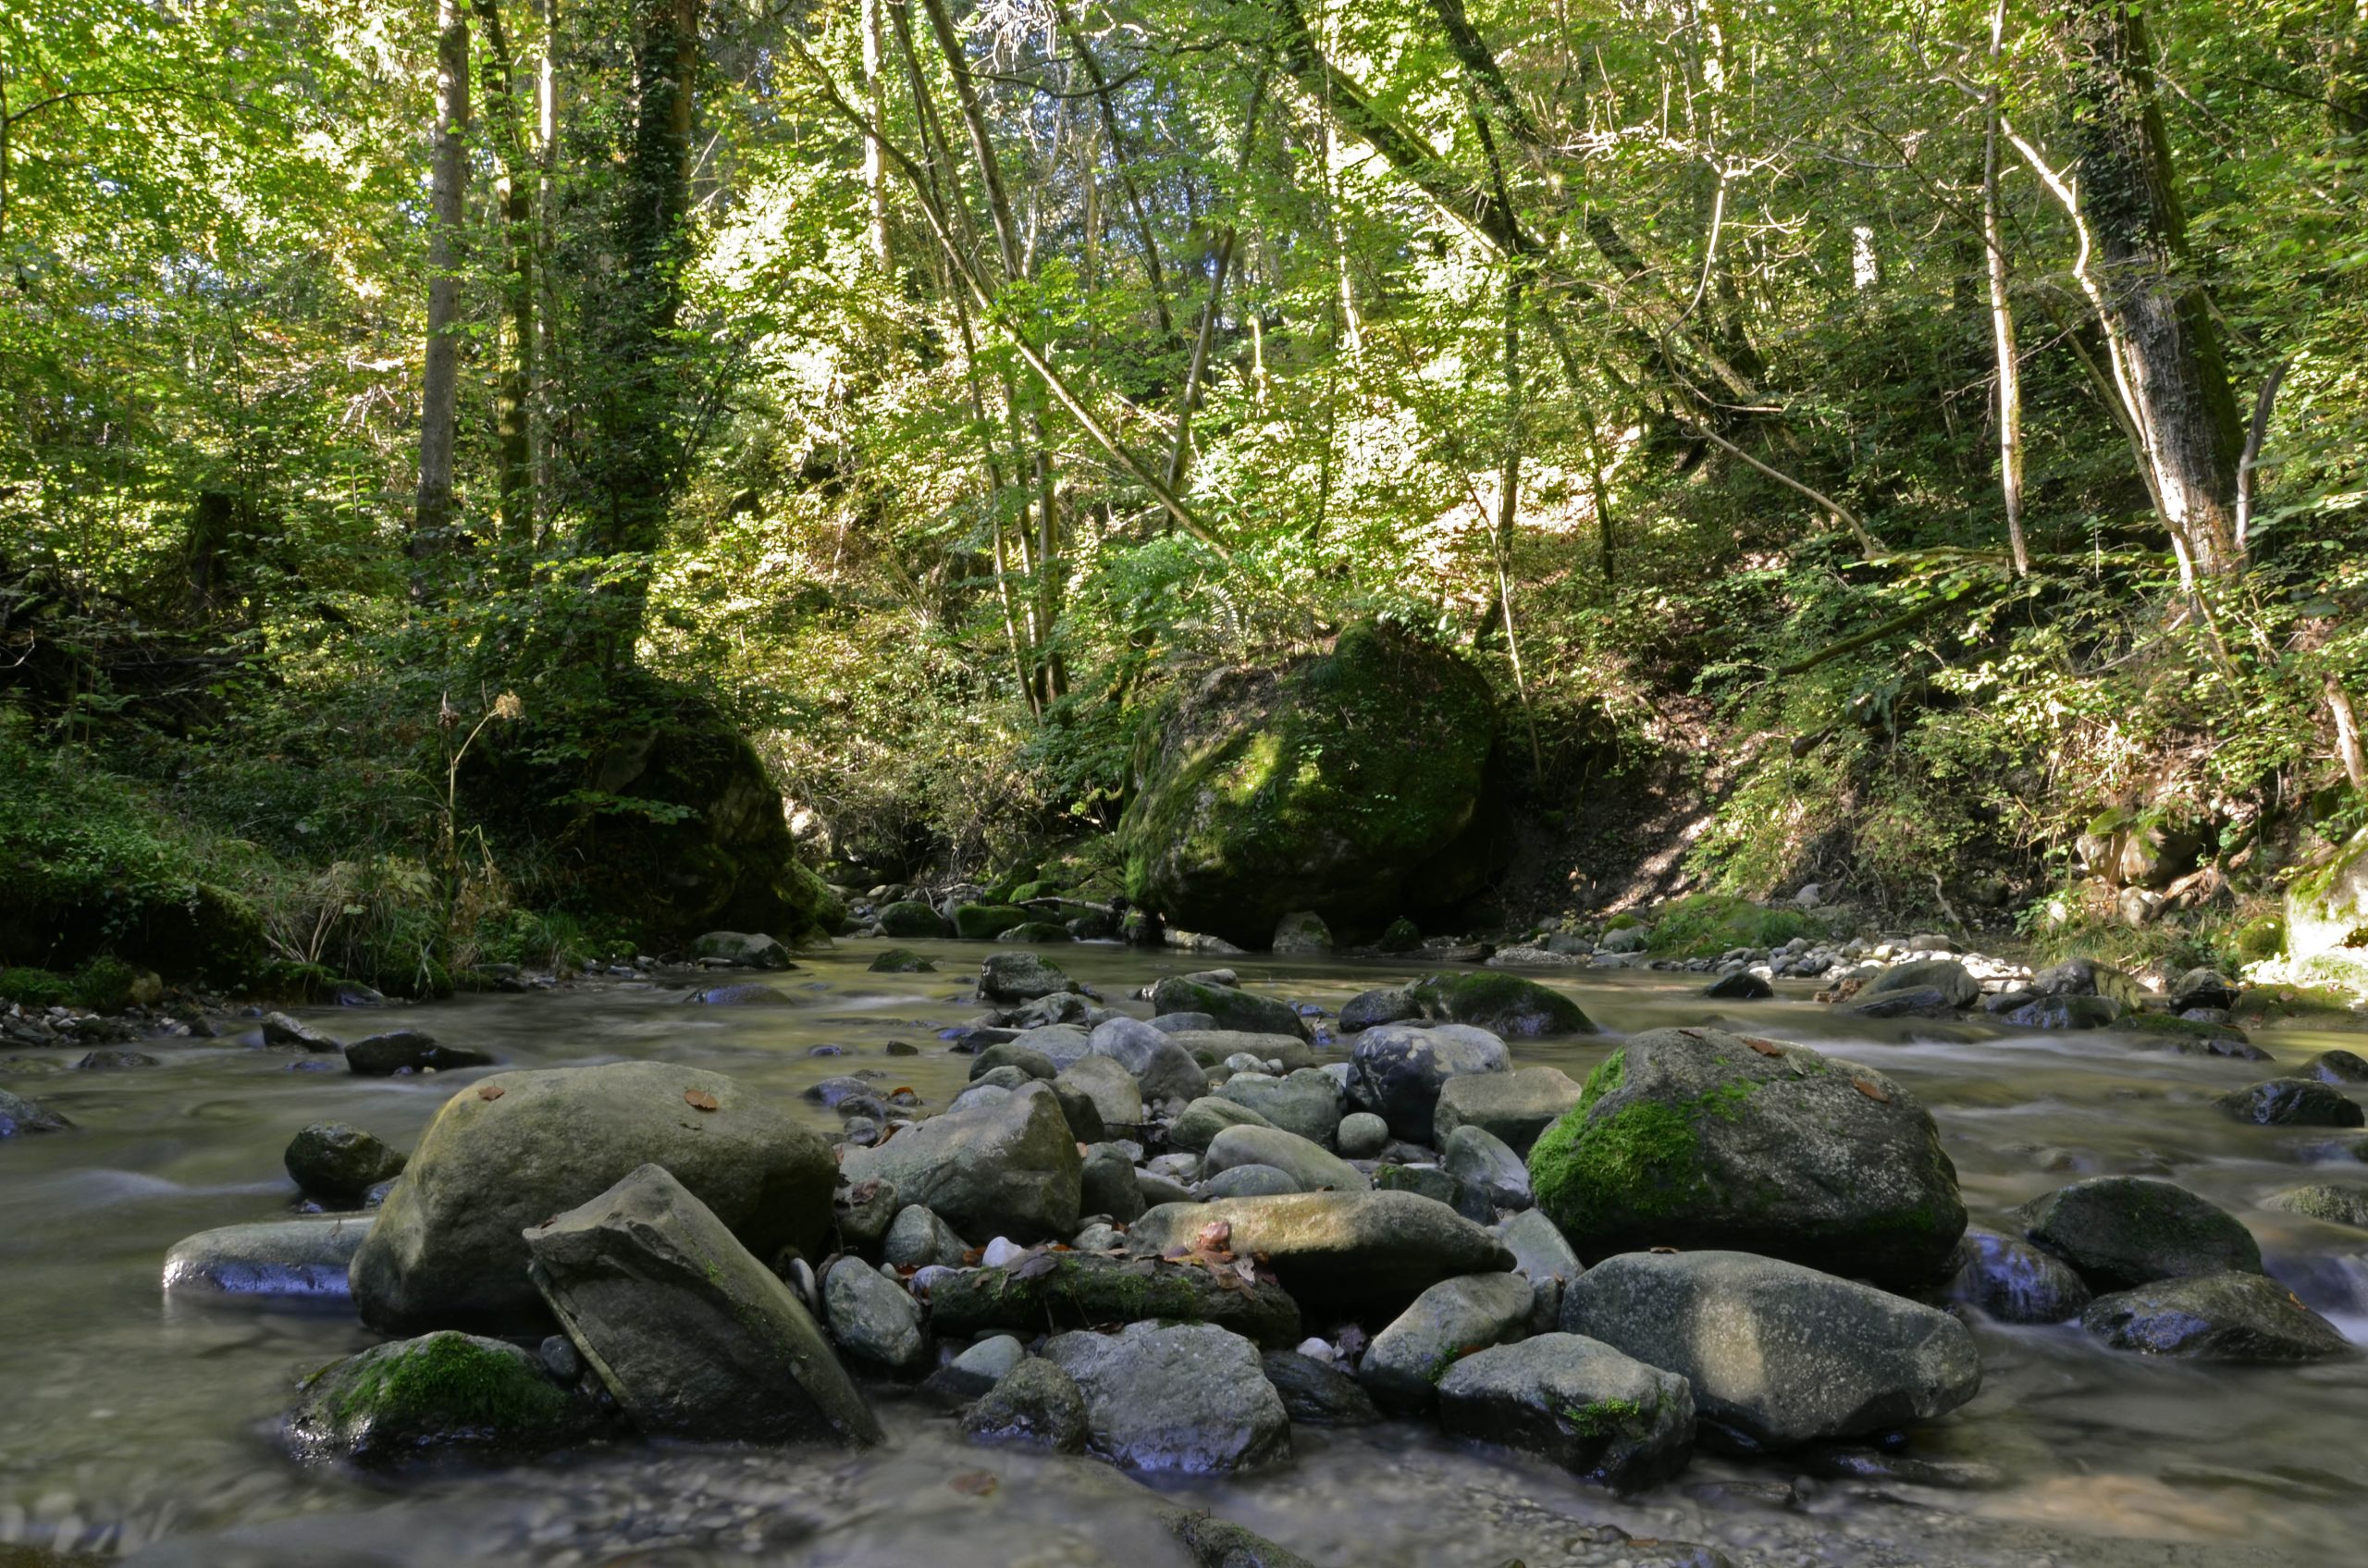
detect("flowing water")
[4,941,2365,1567]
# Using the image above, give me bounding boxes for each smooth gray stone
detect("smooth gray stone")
[164,1216,374,1300]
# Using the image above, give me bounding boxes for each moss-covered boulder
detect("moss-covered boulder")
[285,1331,594,1466]
[1151,975,1311,1040]
[1120,621,1498,946]
[2289,829,2368,960]
[955,903,1031,940]
[1644,894,1814,958]
[1407,972,1595,1037]
[1527,1028,1965,1290]
[876,899,951,938]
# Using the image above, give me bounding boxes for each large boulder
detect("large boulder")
[350,1062,834,1333]
[1561,1251,1981,1448]
[1215,1069,1346,1145]
[1150,976,1310,1040]
[1119,621,1498,945]
[979,951,1079,1003]
[1042,1322,1291,1473]
[0,1087,72,1137]
[1526,1029,1965,1290]
[1172,1094,1276,1154]
[1435,1334,1695,1491]
[2288,828,2368,959]
[2216,1078,2363,1128]
[839,1081,1083,1241]
[1350,1022,1511,1143]
[1357,1272,1534,1412]
[1944,1228,2091,1324]
[284,1331,595,1466]
[2082,1272,2350,1361]
[2014,1177,2262,1290]
[692,931,792,969]
[1435,1067,1583,1156]
[876,900,952,939]
[1087,1016,1209,1104]
[1406,973,1595,1038]
[1128,1191,1512,1310]
[1054,1054,1145,1130]
[524,1164,881,1443]
[1860,958,1979,1009]
[927,1251,1302,1347]
[1203,1124,1369,1193]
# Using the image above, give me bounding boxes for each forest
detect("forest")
[6,5,2368,1564]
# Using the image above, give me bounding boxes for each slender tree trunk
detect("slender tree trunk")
[2329,674,2368,791]
[861,0,890,270]
[534,0,561,532]
[475,0,536,559]
[1495,274,1542,773]
[1048,0,1176,340]
[413,0,471,561]
[1167,74,1265,491]
[2056,0,2245,579]
[1983,0,2029,576]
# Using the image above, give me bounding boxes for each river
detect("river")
[3,940,2362,1566]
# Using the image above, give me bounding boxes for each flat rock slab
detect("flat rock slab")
[926,1251,1302,1347]
[1561,1250,1981,1449]
[1042,1321,1290,1473]
[1437,1332,1695,1491]
[524,1163,881,1445]
[2083,1271,2351,1361]
[164,1216,374,1300]
[1128,1190,1512,1311]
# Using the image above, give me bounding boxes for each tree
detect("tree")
[413,0,472,561]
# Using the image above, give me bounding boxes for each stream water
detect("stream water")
[4,940,2364,1567]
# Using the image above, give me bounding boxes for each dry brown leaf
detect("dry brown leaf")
[1852,1078,1890,1103]
[476,1083,505,1101]
[1195,1219,1232,1253]
[947,1470,999,1497]
[684,1089,720,1111]
[1745,1038,1785,1056]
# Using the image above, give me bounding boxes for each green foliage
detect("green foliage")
[68,957,140,1012]
[0,969,73,1009]
[1646,895,1814,958]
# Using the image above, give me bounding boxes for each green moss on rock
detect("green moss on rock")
[955,903,1031,940]
[1408,972,1595,1037]
[1645,894,1813,957]
[288,1331,588,1466]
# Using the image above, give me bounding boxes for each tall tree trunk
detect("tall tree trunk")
[1984,0,2029,576]
[861,0,890,270]
[413,0,471,562]
[475,0,536,560]
[534,0,561,531]
[2056,0,2245,579]
[1167,74,1265,491]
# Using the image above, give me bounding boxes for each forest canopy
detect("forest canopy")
[4,0,2365,989]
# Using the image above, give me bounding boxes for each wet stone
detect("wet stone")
[2083,1271,2351,1362]
[958,1357,1088,1452]
[2215,1078,2364,1129]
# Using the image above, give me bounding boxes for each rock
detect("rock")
[923,1333,1025,1401]
[949,1081,1016,1116]
[2170,968,2240,1012]
[822,1257,929,1375]
[693,930,794,969]
[1119,620,1498,946]
[1443,1124,1531,1209]
[1010,1023,1094,1071]
[1562,1251,1981,1449]
[1056,1054,1146,1131]
[524,1163,881,1443]
[1206,1164,1303,1198]
[686,982,792,1006]
[75,1048,157,1070]
[868,947,937,973]
[1350,1022,1510,1142]
[808,1074,888,1109]
[959,1357,1089,1451]
[2287,828,2368,959]
[2015,1176,2262,1290]
[1204,1124,1369,1193]
[1498,1208,1583,1290]
[1705,970,1772,1000]
[1172,1094,1277,1154]
[2030,957,2145,1005]
[2216,1078,2364,1128]
[1375,917,1423,953]
[1527,1029,1966,1290]
[284,1330,592,1466]
[2306,1049,2368,1085]
[1859,959,1979,1009]
[1167,1030,1318,1071]
[1042,1321,1291,1472]
[928,1250,1302,1347]
[1433,1066,1583,1156]
[1216,1068,1346,1145]
[1358,1271,1534,1413]
[955,903,1032,941]
[1436,1333,1695,1491]
[882,1204,969,1268]
[1151,976,1310,1041]
[163,1216,374,1299]
[1080,1142,1145,1221]
[1338,984,1422,1033]
[1128,1190,1512,1310]
[0,1087,71,1136]
[978,951,1079,1003]
[841,1082,1084,1242]
[2083,1272,2351,1361]
[1272,911,1333,954]
[1005,991,1093,1029]
[1372,1162,1492,1224]
[284,1123,408,1204]
[2004,994,2123,1030]
[1148,1011,1217,1033]
[1335,1111,1388,1157]
[1087,1016,1209,1103]
[968,1043,1056,1082]
[877,900,953,939]
[1260,1349,1380,1425]
[261,1011,342,1050]
[351,1061,834,1334]
[1944,1228,2091,1323]
[1405,972,1594,1037]
[345,1031,495,1077]
[1597,925,1651,955]
[836,1179,903,1253]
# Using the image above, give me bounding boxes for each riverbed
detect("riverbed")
[3,941,2362,1566]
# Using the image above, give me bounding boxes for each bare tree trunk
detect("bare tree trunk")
[2055,0,2245,579]
[1983,0,2028,576]
[534,0,561,532]
[475,0,535,558]
[2330,674,2368,792]
[861,0,890,270]
[1495,275,1543,773]
[413,0,470,561]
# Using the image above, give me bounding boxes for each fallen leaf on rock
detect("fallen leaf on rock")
[947,1470,999,1497]
[1649,1245,1680,1254]
[1745,1038,1785,1056]
[684,1089,720,1111]
[1014,1250,1061,1281]
[1195,1220,1232,1253]
[961,1248,985,1266]
[1851,1078,1890,1103]
[476,1084,505,1101]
